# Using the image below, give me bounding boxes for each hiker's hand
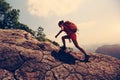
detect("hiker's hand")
[55,35,58,38]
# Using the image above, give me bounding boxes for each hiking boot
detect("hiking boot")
[60,46,66,50]
[83,55,90,62]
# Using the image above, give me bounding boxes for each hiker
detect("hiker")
[55,20,89,61]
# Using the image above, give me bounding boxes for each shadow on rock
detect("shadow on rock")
[51,49,77,65]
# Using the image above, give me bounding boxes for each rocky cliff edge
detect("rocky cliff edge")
[0,29,120,80]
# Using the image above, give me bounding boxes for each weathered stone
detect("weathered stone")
[0,69,14,80]
[0,29,120,80]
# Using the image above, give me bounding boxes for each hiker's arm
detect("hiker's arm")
[55,30,63,38]
[55,26,64,38]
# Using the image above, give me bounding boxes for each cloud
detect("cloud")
[77,17,120,45]
[77,20,96,30]
[27,0,82,17]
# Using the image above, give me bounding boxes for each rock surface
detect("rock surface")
[0,29,120,80]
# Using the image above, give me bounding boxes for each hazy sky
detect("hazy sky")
[6,0,120,47]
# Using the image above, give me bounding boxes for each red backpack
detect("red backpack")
[64,21,77,33]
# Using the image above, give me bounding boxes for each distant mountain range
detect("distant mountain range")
[95,44,120,59]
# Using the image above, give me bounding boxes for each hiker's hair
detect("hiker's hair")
[58,20,64,27]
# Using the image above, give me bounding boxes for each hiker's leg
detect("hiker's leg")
[70,34,87,55]
[72,39,87,55]
[62,35,69,47]
[72,38,90,61]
